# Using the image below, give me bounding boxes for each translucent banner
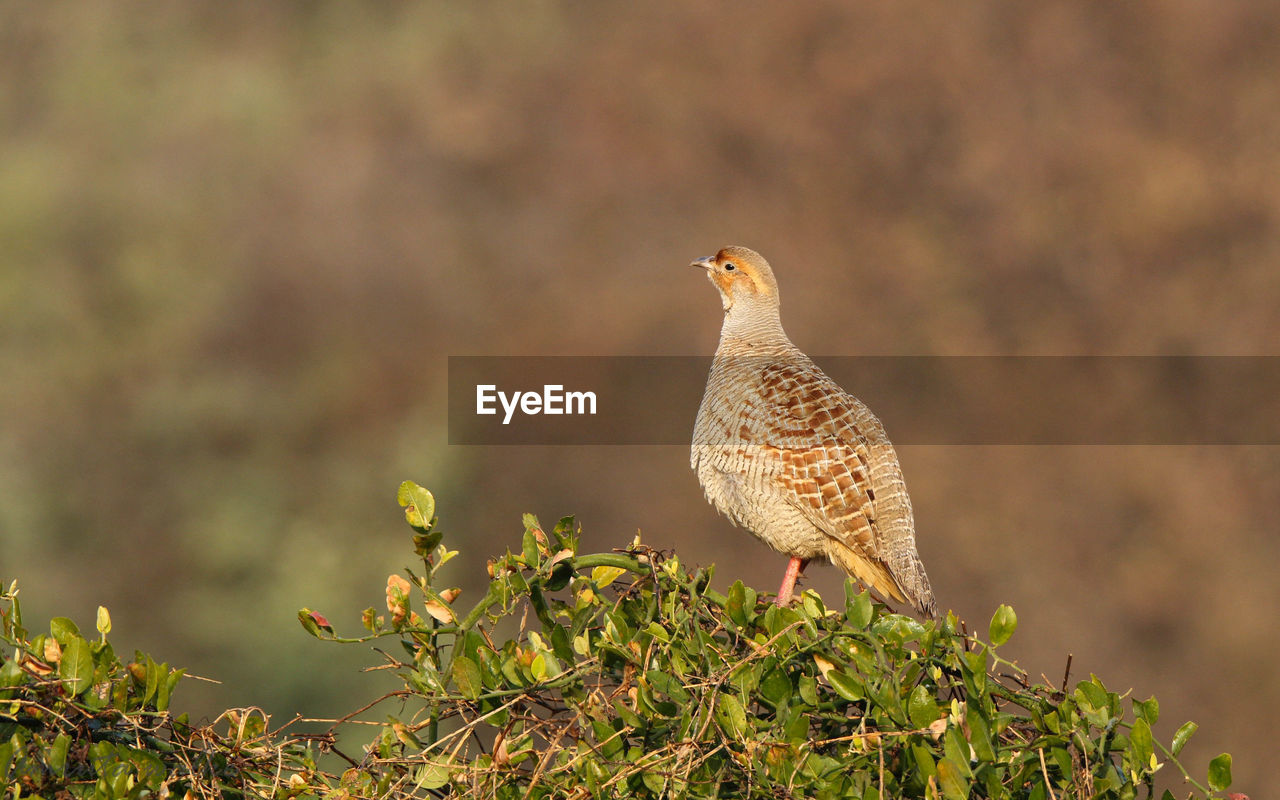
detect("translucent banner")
[448,356,1280,445]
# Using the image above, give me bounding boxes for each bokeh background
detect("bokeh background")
[3,2,1277,791]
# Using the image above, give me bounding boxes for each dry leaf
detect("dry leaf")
[386,574,412,622]
[547,548,574,568]
[424,601,455,624]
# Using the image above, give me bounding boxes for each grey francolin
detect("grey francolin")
[690,246,936,617]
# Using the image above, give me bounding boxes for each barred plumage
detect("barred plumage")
[690,246,936,616]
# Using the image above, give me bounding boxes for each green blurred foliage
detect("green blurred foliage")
[1,2,1277,792]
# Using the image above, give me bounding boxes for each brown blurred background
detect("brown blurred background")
[2,2,1277,791]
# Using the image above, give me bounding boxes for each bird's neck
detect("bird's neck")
[718,303,790,349]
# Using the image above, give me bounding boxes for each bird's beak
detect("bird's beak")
[690,256,715,271]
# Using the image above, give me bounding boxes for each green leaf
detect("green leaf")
[937,757,970,800]
[798,674,818,706]
[759,666,792,708]
[1075,678,1109,712]
[397,481,435,530]
[784,712,810,745]
[1050,745,1072,777]
[2,738,24,781]
[1133,695,1158,725]
[553,515,578,548]
[548,623,574,662]
[47,733,70,777]
[1128,717,1153,769]
[59,635,94,697]
[158,666,184,711]
[143,655,161,704]
[452,656,483,700]
[647,669,691,705]
[592,719,624,759]
[613,699,643,729]
[413,528,444,558]
[103,759,131,797]
[1171,720,1197,756]
[848,589,873,628]
[827,670,864,702]
[988,604,1017,646]
[967,708,996,763]
[1207,752,1232,791]
[415,760,451,790]
[726,580,749,627]
[522,526,541,565]
[714,693,748,738]
[908,684,939,728]
[0,658,23,690]
[641,769,667,794]
[943,723,972,778]
[128,749,166,791]
[801,590,825,619]
[49,617,79,644]
[911,743,937,781]
[963,650,988,698]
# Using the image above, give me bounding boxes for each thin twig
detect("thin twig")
[1039,747,1059,800]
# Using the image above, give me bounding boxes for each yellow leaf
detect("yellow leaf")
[396,481,435,529]
[591,565,627,588]
[96,606,111,636]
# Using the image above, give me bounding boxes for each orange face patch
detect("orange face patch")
[710,269,737,296]
[714,249,775,299]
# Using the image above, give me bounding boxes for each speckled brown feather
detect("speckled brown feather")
[691,247,936,617]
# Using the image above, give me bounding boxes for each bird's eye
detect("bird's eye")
[723,262,736,271]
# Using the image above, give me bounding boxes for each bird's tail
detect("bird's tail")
[828,546,937,619]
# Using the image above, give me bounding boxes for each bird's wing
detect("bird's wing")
[754,360,936,615]
[755,362,890,561]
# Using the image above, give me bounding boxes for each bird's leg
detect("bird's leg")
[775,557,809,607]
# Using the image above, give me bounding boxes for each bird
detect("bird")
[690,246,936,617]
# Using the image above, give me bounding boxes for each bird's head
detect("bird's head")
[690,246,780,313]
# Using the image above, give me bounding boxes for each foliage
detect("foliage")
[0,591,287,798]
[0,481,1237,798]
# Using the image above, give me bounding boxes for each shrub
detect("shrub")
[0,481,1235,798]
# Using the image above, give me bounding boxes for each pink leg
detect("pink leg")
[775,557,809,607]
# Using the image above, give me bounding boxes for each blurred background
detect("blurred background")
[2,1,1277,791]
